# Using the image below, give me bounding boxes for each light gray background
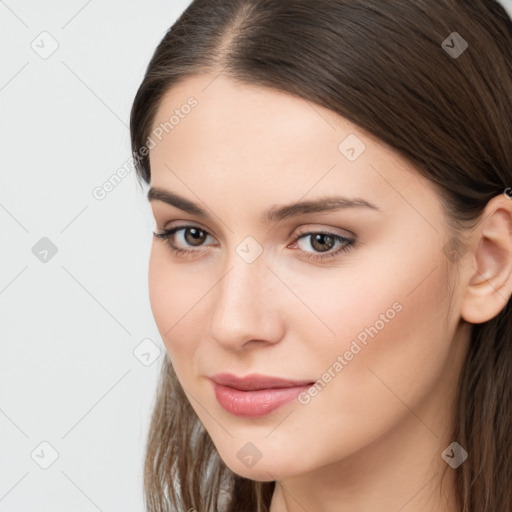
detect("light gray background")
[1,1,511,511]
[0,1,192,511]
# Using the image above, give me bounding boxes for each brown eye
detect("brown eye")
[184,227,207,246]
[153,225,214,254]
[309,233,335,252]
[293,229,357,261]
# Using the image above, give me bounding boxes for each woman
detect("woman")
[129,0,512,510]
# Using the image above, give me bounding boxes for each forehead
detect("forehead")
[150,73,343,167]
[148,73,439,218]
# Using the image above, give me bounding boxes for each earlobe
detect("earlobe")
[460,194,512,325]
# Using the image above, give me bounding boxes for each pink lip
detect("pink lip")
[209,373,315,418]
[210,372,315,390]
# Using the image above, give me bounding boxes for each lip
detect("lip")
[209,373,315,418]
[210,372,315,391]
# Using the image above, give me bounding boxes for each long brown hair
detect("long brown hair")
[129,1,512,510]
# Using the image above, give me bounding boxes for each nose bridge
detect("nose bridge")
[215,244,267,320]
[208,242,281,347]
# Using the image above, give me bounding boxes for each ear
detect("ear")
[460,193,512,324]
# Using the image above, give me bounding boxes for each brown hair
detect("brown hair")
[129,1,512,510]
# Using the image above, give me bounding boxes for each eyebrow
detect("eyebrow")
[147,186,380,223]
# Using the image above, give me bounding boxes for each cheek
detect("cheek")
[148,244,171,335]
[308,254,452,427]
[148,244,202,365]
[278,265,454,469]
[315,229,449,364]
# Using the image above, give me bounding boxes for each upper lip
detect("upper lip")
[210,372,315,391]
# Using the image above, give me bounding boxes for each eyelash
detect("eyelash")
[153,225,357,262]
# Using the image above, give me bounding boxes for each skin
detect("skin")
[147,72,512,512]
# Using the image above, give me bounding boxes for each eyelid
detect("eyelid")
[160,219,218,238]
[291,224,356,240]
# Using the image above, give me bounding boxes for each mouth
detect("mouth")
[209,373,316,417]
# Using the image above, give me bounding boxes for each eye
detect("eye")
[153,225,358,261]
[290,229,357,261]
[153,226,215,256]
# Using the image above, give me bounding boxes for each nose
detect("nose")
[208,248,285,351]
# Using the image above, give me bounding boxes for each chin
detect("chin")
[219,449,306,482]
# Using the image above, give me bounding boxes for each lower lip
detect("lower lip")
[211,382,313,418]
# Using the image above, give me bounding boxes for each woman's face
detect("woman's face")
[147,73,469,481]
